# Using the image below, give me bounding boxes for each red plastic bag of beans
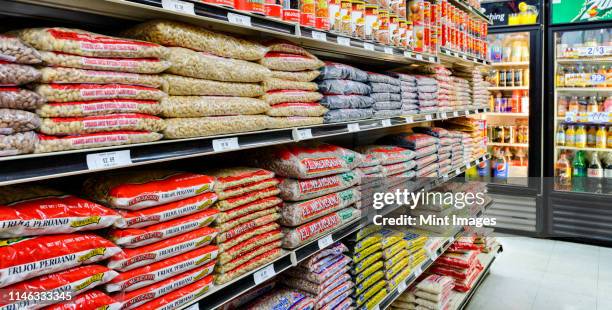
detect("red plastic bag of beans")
[355,145,416,165]
[106,245,217,292]
[46,290,121,310]
[215,213,280,244]
[138,275,214,310]
[215,178,280,200]
[108,209,219,248]
[219,230,283,264]
[215,196,283,224]
[0,265,118,309]
[107,227,217,272]
[216,186,280,211]
[207,167,275,191]
[114,192,217,229]
[0,234,121,288]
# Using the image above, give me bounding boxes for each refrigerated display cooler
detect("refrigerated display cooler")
[545,17,612,242]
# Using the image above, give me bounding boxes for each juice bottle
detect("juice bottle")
[558,95,568,116]
[576,65,586,88]
[575,125,587,148]
[565,125,576,147]
[578,96,588,112]
[587,96,599,112]
[596,126,607,148]
[523,68,529,86]
[608,126,612,148]
[556,124,566,146]
[506,69,514,87]
[607,66,612,88]
[555,152,572,189]
[587,126,596,147]
[568,96,579,113]
[556,65,565,87]
[511,35,522,62]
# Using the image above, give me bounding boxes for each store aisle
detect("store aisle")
[466,236,612,310]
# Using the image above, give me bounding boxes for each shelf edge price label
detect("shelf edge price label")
[372,305,380,310]
[347,123,360,132]
[564,112,576,122]
[429,56,436,62]
[466,161,472,168]
[382,119,392,127]
[439,112,448,119]
[443,174,449,181]
[162,0,195,15]
[384,47,394,55]
[227,12,252,26]
[212,137,239,152]
[86,150,132,170]
[184,304,199,310]
[425,114,432,121]
[364,43,375,51]
[404,51,411,57]
[453,111,459,117]
[465,110,471,115]
[397,280,408,293]
[415,54,423,60]
[337,36,351,46]
[404,116,414,123]
[312,31,327,41]
[317,235,334,249]
[587,112,608,123]
[455,168,461,175]
[292,128,313,141]
[414,265,422,275]
[253,264,275,284]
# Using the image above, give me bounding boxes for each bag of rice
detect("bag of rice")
[215,248,284,284]
[267,116,324,128]
[323,108,373,123]
[37,99,162,117]
[215,240,281,273]
[271,70,320,82]
[162,74,264,97]
[282,208,360,248]
[35,131,163,153]
[371,92,401,102]
[163,115,271,139]
[215,213,280,244]
[39,51,170,74]
[40,113,166,135]
[263,78,318,92]
[381,133,439,150]
[38,67,164,88]
[368,73,400,85]
[218,230,283,264]
[218,223,281,252]
[34,84,167,103]
[214,207,279,233]
[278,171,360,201]
[261,90,323,105]
[356,145,415,165]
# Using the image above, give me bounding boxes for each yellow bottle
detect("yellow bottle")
[596,126,607,148]
[565,125,575,147]
[575,125,587,148]
[608,127,612,148]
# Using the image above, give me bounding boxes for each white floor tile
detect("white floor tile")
[532,288,597,310]
[597,295,612,310]
[547,256,599,278]
[540,271,598,297]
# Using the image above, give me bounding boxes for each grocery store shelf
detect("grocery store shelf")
[490,61,530,67]
[557,57,612,63]
[488,86,529,91]
[557,146,611,152]
[447,0,492,24]
[0,109,488,186]
[440,47,490,67]
[488,142,530,147]
[556,87,612,92]
[487,112,529,117]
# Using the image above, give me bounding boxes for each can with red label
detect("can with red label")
[203,0,235,8]
[440,0,447,22]
[301,0,316,27]
[398,18,408,47]
[265,0,282,18]
[316,0,330,30]
[329,0,341,32]
[422,1,430,26]
[282,0,300,22]
[364,4,378,40]
[235,0,265,14]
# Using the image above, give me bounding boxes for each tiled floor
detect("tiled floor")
[465,236,612,310]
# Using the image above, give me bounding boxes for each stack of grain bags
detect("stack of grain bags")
[204,167,284,285]
[283,243,355,309]
[368,72,403,118]
[388,73,419,115]
[415,76,439,115]
[382,133,440,180]
[259,42,328,128]
[455,68,490,110]
[390,286,417,310]
[356,145,416,192]
[80,171,220,309]
[253,143,362,250]
[451,76,472,111]
[434,66,453,112]
[412,126,453,178]
[318,62,374,123]
[346,225,388,310]
[412,275,455,310]
[0,185,123,309]
[10,27,168,153]
[355,152,384,212]
[123,20,271,139]
[380,229,413,293]
[0,36,42,156]
[429,238,484,293]
[438,117,486,162]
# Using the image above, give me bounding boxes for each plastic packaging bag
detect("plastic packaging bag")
[268,116,324,128]
[0,131,37,156]
[418,92,437,100]
[415,76,437,86]
[35,84,167,102]
[166,47,270,82]
[280,187,361,226]
[163,115,270,139]
[138,275,214,309]
[278,171,360,201]
[263,78,318,92]
[40,113,165,135]
[372,101,402,110]
[161,96,269,117]
[35,131,162,153]
[246,287,314,309]
[368,73,400,85]
[383,133,439,150]
[122,20,265,61]
[369,82,400,93]
[318,62,368,81]
[271,70,320,82]
[320,95,374,109]
[216,187,280,211]
[0,62,40,85]
[0,108,40,134]
[37,99,161,117]
[373,110,402,118]
[216,240,281,274]
[282,208,361,248]
[260,52,324,71]
[162,74,264,97]
[12,27,168,59]
[401,92,418,99]
[39,51,169,74]
[355,145,415,165]
[371,92,401,102]
[417,85,438,93]
[318,80,371,95]
[387,73,416,82]
[38,67,164,88]
[262,90,323,105]
[266,102,327,117]
[215,248,283,285]
[0,88,45,110]
[265,41,312,56]
[412,126,449,138]
[218,230,283,264]
[413,144,438,159]
[324,108,373,123]
[0,35,41,64]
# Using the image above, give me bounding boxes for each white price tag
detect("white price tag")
[416,54,423,60]
[455,168,461,175]
[372,305,380,310]
[415,266,422,275]
[184,304,199,310]
[465,110,471,115]
[382,119,392,127]
[318,235,334,249]
[404,51,412,57]
[384,47,394,54]
[337,36,351,46]
[227,12,252,26]
[312,31,327,41]
[404,116,414,123]
[425,114,432,121]
[588,112,608,123]
[254,264,275,284]
[86,150,132,170]
[453,52,459,57]
[564,112,577,122]
[292,128,313,141]
[453,111,459,117]
[443,174,449,181]
[212,137,239,152]
[429,56,436,62]
[398,280,408,292]
[162,0,195,15]
[462,54,468,60]
[449,235,455,243]
[440,112,448,119]
[347,123,360,132]
[466,161,472,168]
[364,43,375,51]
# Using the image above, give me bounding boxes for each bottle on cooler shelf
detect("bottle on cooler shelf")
[596,126,607,148]
[558,95,568,116]
[556,124,566,146]
[587,151,604,193]
[575,125,587,148]
[565,124,576,147]
[557,65,566,87]
[587,125,597,147]
[587,96,599,112]
[491,149,508,180]
[555,152,572,190]
[608,126,612,148]
[604,153,612,178]
[568,96,579,113]
[572,150,587,192]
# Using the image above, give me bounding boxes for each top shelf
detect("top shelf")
[447,0,493,24]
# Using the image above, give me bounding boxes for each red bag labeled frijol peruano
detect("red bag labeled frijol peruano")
[112,262,215,310]
[115,192,217,229]
[0,265,118,310]
[0,188,120,238]
[109,209,219,248]
[105,245,218,293]
[138,275,214,310]
[0,234,121,288]
[45,289,121,310]
[107,227,217,272]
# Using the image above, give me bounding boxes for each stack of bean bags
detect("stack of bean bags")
[124,20,272,139]
[434,66,453,112]
[0,36,42,156]
[381,133,439,180]
[346,225,388,310]
[259,41,327,128]
[356,153,384,211]
[438,117,485,163]
[451,76,471,111]
[455,131,472,169]
[246,286,316,309]
[455,68,489,110]
[80,170,219,309]
[253,143,362,249]
[355,145,416,191]
[283,243,355,309]
[412,126,452,178]
[380,229,412,293]
[388,73,418,115]
[367,72,402,118]
[412,275,455,310]
[415,76,439,115]
[390,286,417,310]
[317,62,374,123]
[429,238,484,293]
[205,167,284,285]
[10,27,168,153]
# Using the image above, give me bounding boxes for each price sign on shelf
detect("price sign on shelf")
[227,12,252,26]
[184,304,199,310]
[439,112,448,119]
[347,123,360,132]
[254,264,275,284]
[564,112,577,122]
[453,111,459,117]
[86,150,132,170]
[312,31,327,41]
[415,265,422,275]
[429,56,436,62]
[162,0,195,15]
[382,119,392,127]
[443,174,449,181]
[455,168,461,175]
[384,47,394,55]
[465,110,471,115]
[404,51,412,58]
[292,128,313,141]
[415,54,423,60]
[364,43,375,51]
[404,116,414,123]
[398,280,407,292]
[372,305,380,310]
[587,112,609,123]
[425,114,432,121]
[466,161,472,168]
[337,36,351,46]
[212,137,239,152]
[317,235,334,249]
